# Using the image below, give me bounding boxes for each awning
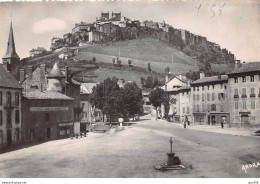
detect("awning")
[193,113,206,115]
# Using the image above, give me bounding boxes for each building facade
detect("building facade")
[0,65,22,148]
[228,62,260,126]
[191,73,230,125]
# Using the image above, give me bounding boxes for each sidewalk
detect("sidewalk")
[155,117,260,137]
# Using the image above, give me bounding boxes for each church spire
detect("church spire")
[3,21,19,59]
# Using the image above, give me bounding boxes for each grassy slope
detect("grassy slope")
[75,38,198,74]
[74,63,164,86]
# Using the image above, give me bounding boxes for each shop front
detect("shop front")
[193,113,206,125]
[57,122,74,138]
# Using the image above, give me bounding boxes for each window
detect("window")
[235,102,239,109]
[15,110,19,124]
[250,75,254,82]
[207,85,209,90]
[193,87,195,91]
[207,93,210,101]
[193,105,196,112]
[212,93,215,101]
[202,104,205,112]
[211,104,216,111]
[218,93,225,100]
[6,91,11,106]
[197,94,199,101]
[187,107,189,114]
[234,89,239,95]
[202,86,204,91]
[0,111,2,125]
[220,84,223,89]
[202,94,205,101]
[242,76,246,83]
[251,116,256,123]
[193,94,196,101]
[234,77,238,83]
[45,113,50,121]
[183,107,185,113]
[197,105,199,112]
[251,101,255,109]
[242,101,247,109]
[0,91,2,106]
[7,110,11,125]
[197,87,199,91]
[250,88,255,94]
[15,92,19,106]
[242,88,246,95]
[212,85,215,89]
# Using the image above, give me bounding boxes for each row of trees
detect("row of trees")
[90,77,143,123]
[112,58,132,67]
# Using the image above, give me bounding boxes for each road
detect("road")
[0,115,259,178]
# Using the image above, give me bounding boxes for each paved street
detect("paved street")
[0,115,259,178]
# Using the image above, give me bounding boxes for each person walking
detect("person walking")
[221,120,224,128]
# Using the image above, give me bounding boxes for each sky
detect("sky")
[0,1,260,62]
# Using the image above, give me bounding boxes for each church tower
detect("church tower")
[2,21,20,80]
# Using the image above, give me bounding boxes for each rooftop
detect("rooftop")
[191,75,228,85]
[24,90,73,100]
[228,62,260,75]
[48,63,65,78]
[81,83,97,94]
[0,64,22,89]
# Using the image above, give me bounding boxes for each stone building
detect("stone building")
[29,47,47,57]
[0,64,22,148]
[80,83,97,130]
[72,22,92,34]
[161,74,190,122]
[190,73,230,125]
[88,31,106,43]
[227,62,260,126]
[178,86,192,123]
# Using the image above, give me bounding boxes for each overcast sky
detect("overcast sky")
[0,1,259,62]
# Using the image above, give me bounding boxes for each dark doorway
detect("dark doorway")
[46,128,51,140]
[241,115,250,125]
[7,129,12,146]
[80,123,87,132]
[208,115,210,125]
[211,115,216,125]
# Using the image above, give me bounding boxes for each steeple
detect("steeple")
[3,21,19,59]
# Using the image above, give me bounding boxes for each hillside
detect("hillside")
[75,38,198,74]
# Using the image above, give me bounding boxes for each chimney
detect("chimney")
[27,66,33,80]
[235,60,241,69]
[40,64,46,80]
[200,72,205,79]
[19,68,25,83]
[65,66,70,82]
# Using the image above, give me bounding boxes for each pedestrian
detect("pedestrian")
[221,120,224,128]
[187,120,190,126]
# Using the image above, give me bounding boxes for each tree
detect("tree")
[122,82,143,120]
[92,57,96,63]
[128,59,132,66]
[144,76,153,88]
[149,87,167,119]
[117,59,122,67]
[140,77,145,86]
[90,77,120,122]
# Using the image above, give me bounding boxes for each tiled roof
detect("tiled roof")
[0,64,22,89]
[191,75,228,85]
[24,90,73,100]
[81,83,97,94]
[228,62,260,75]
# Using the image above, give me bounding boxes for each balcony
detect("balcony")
[241,94,247,98]
[4,101,18,109]
[250,94,256,98]
[233,94,239,98]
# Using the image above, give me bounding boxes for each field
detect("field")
[75,38,198,74]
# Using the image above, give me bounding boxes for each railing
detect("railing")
[241,94,247,98]
[233,94,239,98]
[250,94,256,98]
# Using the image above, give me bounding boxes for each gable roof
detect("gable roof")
[0,64,22,89]
[3,22,19,59]
[24,90,73,100]
[191,75,228,85]
[81,83,97,94]
[228,62,260,75]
